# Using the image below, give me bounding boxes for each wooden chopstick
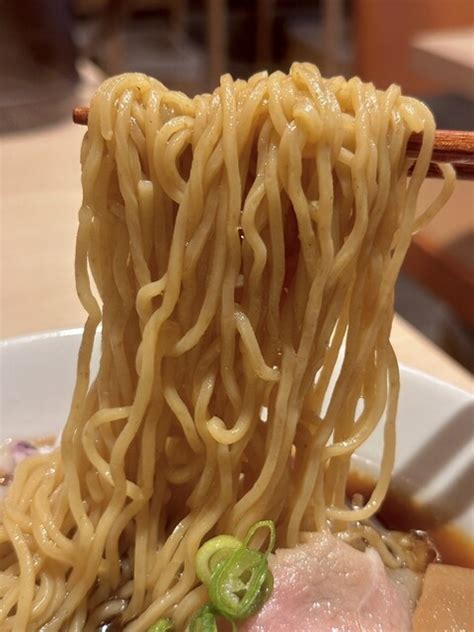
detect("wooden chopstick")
[73,107,89,126]
[407,130,474,164]
[72,107,474,180]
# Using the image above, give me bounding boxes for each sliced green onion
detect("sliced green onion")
[188,604,218,632]
[147,618,174,632]
[243,520,276,557]
[192,520,276,626]
[209,546,272,620]
[196,535,241,585]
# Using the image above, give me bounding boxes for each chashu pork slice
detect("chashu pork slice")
[241,532,412,632]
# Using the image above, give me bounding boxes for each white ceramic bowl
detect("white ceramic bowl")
[1,329,473,535]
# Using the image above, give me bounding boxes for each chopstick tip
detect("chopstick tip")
[73,107,88,126]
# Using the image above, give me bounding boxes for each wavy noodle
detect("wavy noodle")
[0,64,454,630]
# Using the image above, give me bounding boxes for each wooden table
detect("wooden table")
[1,85,472,394]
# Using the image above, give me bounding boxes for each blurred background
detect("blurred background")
[0,0,473,372]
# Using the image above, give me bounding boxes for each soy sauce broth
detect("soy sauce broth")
[346,470,474,569]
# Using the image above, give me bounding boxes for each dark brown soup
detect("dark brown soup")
[346,470,474,569]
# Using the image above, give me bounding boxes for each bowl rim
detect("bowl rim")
[2,327,472,401]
